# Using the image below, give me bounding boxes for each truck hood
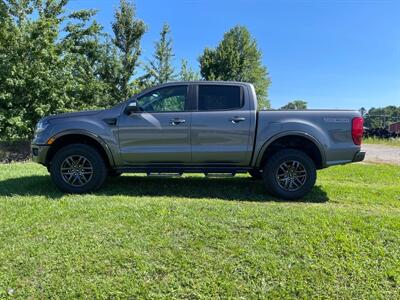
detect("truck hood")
[42,109,103,122]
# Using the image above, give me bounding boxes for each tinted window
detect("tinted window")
[198,85,242,111]
[137,85,187,112]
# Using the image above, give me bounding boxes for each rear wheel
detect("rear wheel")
[49,144,107,193]
[262,149,316,200]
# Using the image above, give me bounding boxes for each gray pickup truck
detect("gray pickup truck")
[32,81,365,199]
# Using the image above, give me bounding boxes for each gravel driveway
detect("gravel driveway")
[362,144,400,165]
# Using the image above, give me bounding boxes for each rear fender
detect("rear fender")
[254,131,326,168]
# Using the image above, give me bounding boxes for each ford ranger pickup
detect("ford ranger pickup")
[31,81,365,199]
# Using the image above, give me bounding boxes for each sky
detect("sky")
[66,0,400,109]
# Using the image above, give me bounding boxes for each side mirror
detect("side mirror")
[125,100,139,114]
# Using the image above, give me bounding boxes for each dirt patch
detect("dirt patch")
[362,144,400,165]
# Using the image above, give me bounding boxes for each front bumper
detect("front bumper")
[31,144,50,165]
[352,150,366,162]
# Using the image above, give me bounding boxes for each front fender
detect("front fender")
[49,129,116,166]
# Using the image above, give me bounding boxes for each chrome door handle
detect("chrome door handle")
[170,118,186,126]
[230,116,246,123]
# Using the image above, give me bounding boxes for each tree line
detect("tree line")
[0,0,271,140]
[361,106,400,130]
[279,103,400,132]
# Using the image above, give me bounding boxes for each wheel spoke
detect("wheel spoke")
[65,157,74,168]
[77,175,84,185]
[284,178,290,189]
[280,162,289,171]
[64,173,72,183]
[291,179,300,188]
[81,157,88,166]
[294,177,303,186]
[74,156,82,166]
[71,175,79,185]
[81,175,88,184]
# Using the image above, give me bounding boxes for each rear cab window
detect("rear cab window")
[197,85,243,111]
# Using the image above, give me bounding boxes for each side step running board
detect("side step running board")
[146,172,183,177]
[116,166,251,174]
[204,172,236,177]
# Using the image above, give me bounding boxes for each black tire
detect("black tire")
[248,169,263,180]
[49,144,107,193]
[262,149,316,200]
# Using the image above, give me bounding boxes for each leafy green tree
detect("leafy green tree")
[96,37,129,104]
[364,106,400,129]
[280,100,308,110]
[179,59,200,81]
[112,0,146,100]
[199,25,271,108]
[144,23,175,85]
[0,0,130,139]
[62,9,117,109]
[0,0,72,139]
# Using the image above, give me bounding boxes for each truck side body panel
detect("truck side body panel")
[32,81,363,171]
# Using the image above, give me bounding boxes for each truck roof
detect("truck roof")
[132,81,254,100]
[150,80,253,87]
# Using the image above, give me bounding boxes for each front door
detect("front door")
[118,85,191,164]
[191,84,252,165]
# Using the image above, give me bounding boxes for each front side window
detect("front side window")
[137,85,188,112]
[198,85,242,111]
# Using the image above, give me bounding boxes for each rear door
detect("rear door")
[191,84,252,165]
[118,85,192,164]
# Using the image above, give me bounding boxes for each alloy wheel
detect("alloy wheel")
[275,160,307,192]
[60,155,93,187]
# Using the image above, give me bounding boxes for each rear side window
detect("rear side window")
[198,85,242,111]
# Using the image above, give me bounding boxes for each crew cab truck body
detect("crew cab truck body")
[31,81,365,199]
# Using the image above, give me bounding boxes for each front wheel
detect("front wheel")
[49,144,107,193]
[262,149,316,200]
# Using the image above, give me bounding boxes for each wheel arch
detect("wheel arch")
[45,130,115,168]
[255,131,326,170]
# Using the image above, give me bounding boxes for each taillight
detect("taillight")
[352,117,364,145]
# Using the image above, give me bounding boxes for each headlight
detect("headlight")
[35,120,49,133]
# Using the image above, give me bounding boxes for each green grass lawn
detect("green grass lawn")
[364,137,400,147]
[0,162,399,298]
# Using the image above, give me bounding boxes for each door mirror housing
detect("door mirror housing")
[125,100,140,114]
